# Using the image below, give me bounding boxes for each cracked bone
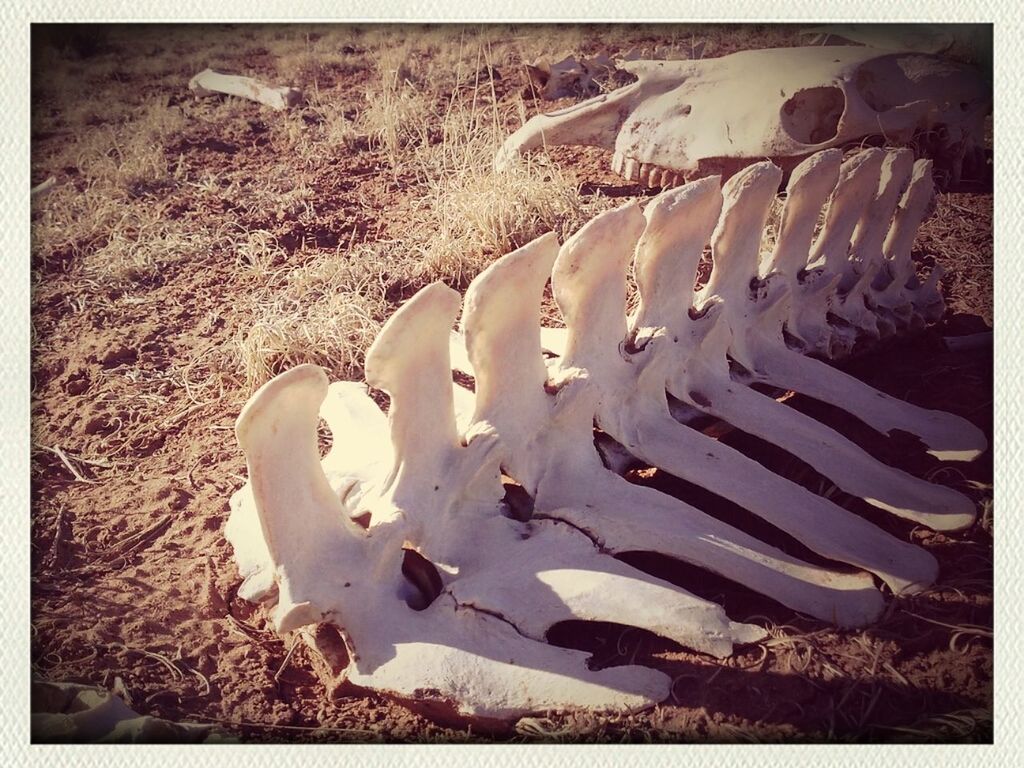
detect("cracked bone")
[460,233,887,626]
[495,46,989,187]
[535,198,944,587]
[230,361,673,720]
[188,69,302,111]
[228,282,780,720]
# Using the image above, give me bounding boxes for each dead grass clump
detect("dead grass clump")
[356,39,445,164]
[409,100,602,285]
[80,215,210,294]
[416,159,595,286]
[232,248,393,389]
[302,91,359,151]
[359,79,435,163]
[73,98,187,188]
[234,230,288,274]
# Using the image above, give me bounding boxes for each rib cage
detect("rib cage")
[225,147,986,724]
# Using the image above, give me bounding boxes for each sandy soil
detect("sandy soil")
[29,24,992,743]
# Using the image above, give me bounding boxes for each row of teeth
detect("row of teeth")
[611,152,688,188]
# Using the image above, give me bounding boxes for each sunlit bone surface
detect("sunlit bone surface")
[733,150,985,466]
[459,235,886,626]
[526,200,949,585]
[188,69,303,111]
[470,154,981,530]
[625,162,980,531]
[495,46,989,187]
[228,283,776,722]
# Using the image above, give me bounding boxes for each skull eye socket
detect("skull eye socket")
[780,86,845,145]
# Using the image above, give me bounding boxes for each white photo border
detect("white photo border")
[5,2,1015,765]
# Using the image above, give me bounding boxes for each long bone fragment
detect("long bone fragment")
[635,162,977,531]
[460,232,886,627]
[733,151,987,465]
[543,196,939,593]
[188,69,303,111]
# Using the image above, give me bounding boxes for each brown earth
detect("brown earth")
[30,23,992,743]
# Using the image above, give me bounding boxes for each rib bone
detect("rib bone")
[633,161,978,530]
[735,151,987,466]
[229,148,984,722]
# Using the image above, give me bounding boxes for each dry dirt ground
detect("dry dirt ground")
[29,24,993,743]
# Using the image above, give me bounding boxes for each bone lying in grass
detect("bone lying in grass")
[188,69,302,111]
[32,176,57,198]
[229,148,982,722]
[532,199,943,588]
[478,148,985,465]
[726,149,987,466]
[474,152,981,530]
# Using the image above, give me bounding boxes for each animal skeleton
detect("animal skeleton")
[227,147,984,724]
[495,46,990,187]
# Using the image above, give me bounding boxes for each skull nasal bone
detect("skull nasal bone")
[780,86,845,145]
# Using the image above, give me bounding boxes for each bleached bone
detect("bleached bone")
[188,69,302,111]
[530,198,949,586]
[461,234,887,626]
[31,680,225,743]
[771,149,945,354]
[496,46,989,187]
[31,176,57,198]
[229,363,668,720]
[229,148,982,721]
[733,151,987,466]
[625,163,978,531]
[228,282,781,721]
[483,149,985,463]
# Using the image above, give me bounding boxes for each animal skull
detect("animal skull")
[495,46,990,186]
[228,148,984,725]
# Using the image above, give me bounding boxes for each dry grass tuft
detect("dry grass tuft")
[231,245,393,389]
